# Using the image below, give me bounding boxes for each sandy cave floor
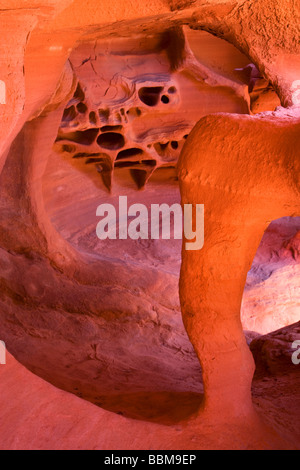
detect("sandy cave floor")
[38,147,300,448]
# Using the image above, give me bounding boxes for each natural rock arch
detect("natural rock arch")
[0,0,299,449]
[178,110,300,419]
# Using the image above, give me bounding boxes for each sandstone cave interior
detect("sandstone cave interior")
[0,0,299,451]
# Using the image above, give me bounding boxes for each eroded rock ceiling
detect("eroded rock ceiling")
[53,28,279,190]
[0,0,299,451]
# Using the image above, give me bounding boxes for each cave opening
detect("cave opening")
[37,27,292,425]
[138,86,164,107]
[0,0,299,451]
[97,132,125,150]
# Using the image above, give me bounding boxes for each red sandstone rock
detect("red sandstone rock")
[0,351,297,450]
[0,0,299,451]
[251,321,300,378]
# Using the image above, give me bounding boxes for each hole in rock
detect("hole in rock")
[77,102,88,114]
[85,158,105,164]
[126,107,142,117]
[98,108,110,121]
[138,86,164,107]
[62,106,76,122]
[168,86,176,94]
[130,169,149,189]
[116,148,143,160]
[161,95,170,104]
[97,132,125,150]
[57,128,99,145]
[114,161,141,168]
[160,27,186,71]
[100,125,123,133]
[171,141,178,149]
[89,111,97,125]
[61,144,77,153]
[142,159,157,167]
[153,142,169,157]
[73,152,102,159]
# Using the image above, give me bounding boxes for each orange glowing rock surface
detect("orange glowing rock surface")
[0,0,299,450]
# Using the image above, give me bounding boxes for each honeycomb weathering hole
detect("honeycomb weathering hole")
[77,102,88,114]
[138,86,164,107]
[85,157,105,164]
[154,142,170,156]
[72,152,103,160]
[62,106,77,122]
[126,107,142,117]
[114,161,140,168]
[142,159,156,167]
[61,144,77,153]
[97,132,125,150]
[98,109,110,121]
[130,168,149,188]
[117,148,143,159]
[100,125,123,133]
[57,129,99,145]
[89,112,97,125]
